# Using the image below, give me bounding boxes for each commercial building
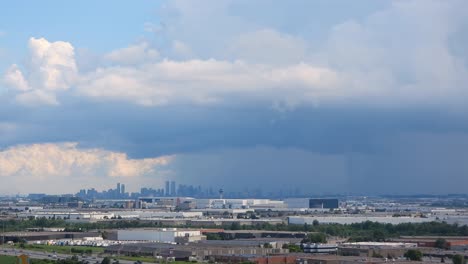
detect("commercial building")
[309,199,339,209]
[302,243,338,254]
[171,181,176,196]
[165,181,170,196]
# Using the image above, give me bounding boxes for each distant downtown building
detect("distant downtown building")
[171,181,176,196]
[165,181,170,196]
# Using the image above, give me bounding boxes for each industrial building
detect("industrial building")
[18,210,114,221]
[105,241,288,261]
[391,236,468,250]
[202,229,307,240]
[284,198,339,209]
[302,243,338,254]
[288,216,433,225]
[0,231,100,243]
[116,228,205,243]
[195,199,284,209]
[338,242,417,259]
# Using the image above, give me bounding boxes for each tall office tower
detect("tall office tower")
[121,184,125,195]
[117,183,121,194]
[170,181,176,196]
[165,181,170,196]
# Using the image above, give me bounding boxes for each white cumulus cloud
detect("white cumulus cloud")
[3,37,78,106]
[77,59,338,106]
[3,64,30,91]
[28,37,77,91]
[0,142,173,194]
[4,0,468,109]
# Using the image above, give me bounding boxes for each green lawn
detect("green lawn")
[115,256,195,264]
[117,255,157,263]
[0,255,17,264]
[15,243,104,254]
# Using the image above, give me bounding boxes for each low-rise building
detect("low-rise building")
[116,228,205,243]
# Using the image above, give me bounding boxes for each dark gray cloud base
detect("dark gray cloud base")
[1,0,468,194]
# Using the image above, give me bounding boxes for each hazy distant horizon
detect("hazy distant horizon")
[1,1,468,195]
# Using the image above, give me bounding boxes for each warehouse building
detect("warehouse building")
[288,216,433,225]
[105,241,288,261]
[116,228,205,243]
[284,198,339,209]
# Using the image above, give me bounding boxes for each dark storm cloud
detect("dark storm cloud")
[2,0,468,194]
[2,93,467,156]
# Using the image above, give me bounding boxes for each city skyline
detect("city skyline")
[1,1,468,195]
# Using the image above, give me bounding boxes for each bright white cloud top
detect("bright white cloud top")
[0,142,173,194]
[4,0,468,108]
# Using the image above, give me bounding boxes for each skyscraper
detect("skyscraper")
[165,181,170,196]
[117,183,121,194]
[170,181,176,196]
[121,184,125,195]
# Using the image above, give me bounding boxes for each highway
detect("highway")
[1,247,151,264]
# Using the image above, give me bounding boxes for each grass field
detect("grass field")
[0,255,17,264]
[115,256,195,263]
[117,255,158,263]
[14,243,105,255]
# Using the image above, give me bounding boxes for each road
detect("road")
[1,247,152,264]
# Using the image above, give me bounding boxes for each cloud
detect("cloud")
[0,142,173,194]
[318,0,468,105]
[5,1,468,109]
[15,89,59,106]
[3,37,78,106]
[27,37,77,91]
[104,42,159,65]
[227,29,308,64]
[77,59,338,106]
[4,64,30,91]
[171,40,194,59]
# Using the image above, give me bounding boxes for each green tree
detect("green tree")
[301,233,327,243]
[206,233,223,240]
[263,243,273,248]
[101,257,111,264]
[283,243,301,252]
[435,238,449,249]
[452,254,465,264]
[230,222,241,230]
[404,249,423,261]
[372,230,386,242]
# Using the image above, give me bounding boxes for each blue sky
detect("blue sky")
[1,0,468,195]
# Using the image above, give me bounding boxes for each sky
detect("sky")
[1,0,468,195]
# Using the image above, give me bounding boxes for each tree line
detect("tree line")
[2,218,468,242]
